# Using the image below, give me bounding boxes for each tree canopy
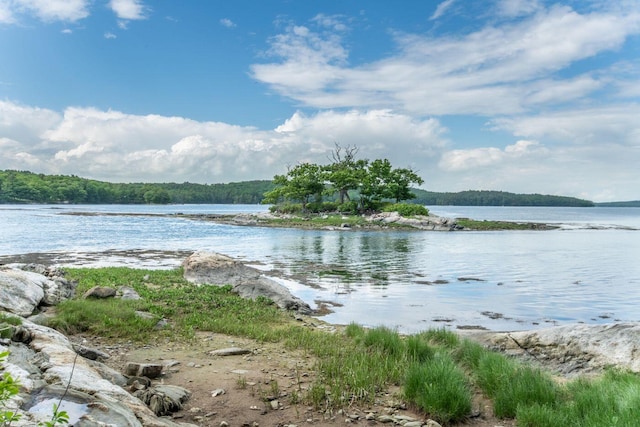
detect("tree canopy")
[263,145,424,212]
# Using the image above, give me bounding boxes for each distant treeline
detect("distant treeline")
[0,170,598,207]
[595,201,640,207]
[0,170,274,204]
[410,189,594,207]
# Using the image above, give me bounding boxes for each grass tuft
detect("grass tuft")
[404,352,472,424]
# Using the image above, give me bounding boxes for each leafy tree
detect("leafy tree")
[324,144,367,204]
[387,167,424,203]
[263,163,325,211]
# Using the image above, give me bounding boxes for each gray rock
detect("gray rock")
[125,362,164,378]
[466,322,640,375]
[2,319,194,427]
[134,384,191,416]
[73,344,110,361]
[0,268,47,316]
[119,286,142,300]
[83,286,117,299]
[182,252,312,314]
[208,347,252,356]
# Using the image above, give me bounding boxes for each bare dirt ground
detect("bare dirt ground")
[77,321,515,427]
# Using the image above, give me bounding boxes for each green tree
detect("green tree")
[324,144,367,204]
[263,163,325,211]
[387,167,424,203]
[359,159,423,210]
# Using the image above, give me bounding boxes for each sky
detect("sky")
[1,0,639,202]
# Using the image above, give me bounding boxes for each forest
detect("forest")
[0,170,273,204]
[0,169,597,207]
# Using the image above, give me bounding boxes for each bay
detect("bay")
[1,204,639,333]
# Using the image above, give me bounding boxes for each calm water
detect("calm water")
[1,204,639,333]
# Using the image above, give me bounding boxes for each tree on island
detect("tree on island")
[263,145,424,214]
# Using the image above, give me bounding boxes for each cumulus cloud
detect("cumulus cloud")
[0,101,446,184]
[108,0,147,20]
[12,0,89,22]
[251,3,640,116]
[439,140,547,172]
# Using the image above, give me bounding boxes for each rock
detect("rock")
[182,251,312,314]
[1,263,76,306]
[125,362,164,378]
[83,286,117,299]
[208,347,252,356]
[0,268,46,316]
[211,388,225,397]
[73,344,110,361]
[2,319,194,427]
[118,286,142,300]
[135,384,191,416]
[467,322,640,375]
[425,420,443,427]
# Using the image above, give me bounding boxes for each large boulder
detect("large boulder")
[467,322,640,375]
[182,251,312,314]
[0,268,47,316]
[0,264,76,316]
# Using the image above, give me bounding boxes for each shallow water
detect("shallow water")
[1,204,639,332]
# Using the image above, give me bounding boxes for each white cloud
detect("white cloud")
[0,101,446,184]
[311,13,347,31]
[252,3,640,116]
[104,32,117,39]
[490,105,640,145]
[0,0,15,23]
[13,0,89,22]
[439,140,547,171]
[61,28,72,34]
[108,0,146,21]
[430,0,456,21]
[220,18,236,28]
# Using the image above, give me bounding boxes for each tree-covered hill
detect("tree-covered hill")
[0,170,274,204]
[0,170,596,206]
[410,189,594,207]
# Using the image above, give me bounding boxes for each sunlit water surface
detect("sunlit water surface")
[1,204,639,333]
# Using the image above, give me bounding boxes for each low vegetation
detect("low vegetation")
[32,267,640,426]
[455,218,553,230]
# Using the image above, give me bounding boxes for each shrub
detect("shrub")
[337,201,359,214]
[383,203,429,217]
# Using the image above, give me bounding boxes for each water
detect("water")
[1,204,639,333]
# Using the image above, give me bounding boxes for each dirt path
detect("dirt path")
[78,327,514,427]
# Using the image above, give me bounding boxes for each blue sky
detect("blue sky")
[1,0,639,202]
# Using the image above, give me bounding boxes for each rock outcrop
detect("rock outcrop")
[182,251,312,314]
[0,264,76,317]
[0,264,196,426]
[466,322,640,376]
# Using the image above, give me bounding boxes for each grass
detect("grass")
[455,218,554,230]
[50,267,640,426]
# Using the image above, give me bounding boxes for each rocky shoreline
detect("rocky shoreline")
[2,255,640,426]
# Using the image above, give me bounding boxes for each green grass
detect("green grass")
[49,267,640,426]
[404,352,472,424]
[455,218,558,230]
